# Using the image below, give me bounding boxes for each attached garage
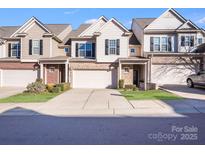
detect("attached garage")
[0,69,38,87]
[151,64,194,85]
[72,69,117,88]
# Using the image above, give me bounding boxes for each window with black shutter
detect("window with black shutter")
[29,39,32,55]
[105,39,109,55]
[116,39,120,55]
[8,43,11,57]
[40,40,43,55]
[92,43,96,57]
[150,37,154,51]
[75,43,79,57]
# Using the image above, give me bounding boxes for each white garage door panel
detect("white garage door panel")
[73,70,117,88]
[151,65,194,85]
[2,70,38,87]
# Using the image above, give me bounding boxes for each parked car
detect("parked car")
[187,71,205,88]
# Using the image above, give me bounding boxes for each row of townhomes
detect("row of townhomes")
[0,8,205,89]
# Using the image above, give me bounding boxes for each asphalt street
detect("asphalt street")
[0,113,205,145]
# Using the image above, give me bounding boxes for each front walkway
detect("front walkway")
[0,88,205,116]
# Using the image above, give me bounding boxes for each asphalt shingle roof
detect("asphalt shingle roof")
[133,18,156,29]
[0,24,71,38]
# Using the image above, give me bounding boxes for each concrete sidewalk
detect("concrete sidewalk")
[0,89,205,116]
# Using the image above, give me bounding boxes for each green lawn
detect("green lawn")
[0,92,61,103]
[120,90,183,100]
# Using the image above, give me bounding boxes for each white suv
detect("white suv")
[187,70,205,88]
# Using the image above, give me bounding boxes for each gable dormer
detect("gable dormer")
[79,16,108,37]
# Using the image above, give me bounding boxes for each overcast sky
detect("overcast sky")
[0,8,205,29]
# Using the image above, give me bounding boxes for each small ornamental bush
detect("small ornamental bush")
[26,79,46,94]
[46,84,55,92]
[51,86,61,93]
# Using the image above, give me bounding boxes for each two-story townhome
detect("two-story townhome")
[0,17,72,87]
[63,16,149,89]
[132,8,205,86]
[0,16,150,89]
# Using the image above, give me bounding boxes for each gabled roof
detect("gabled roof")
[132,18,156,29]
[0,18,71,38]
[79,16,108,37]
[132,8,201,31]
[10,17,52,37]
[98,17,130,33]
[129,31,140,45]
[62,24,91,44]
[177,20,200,30]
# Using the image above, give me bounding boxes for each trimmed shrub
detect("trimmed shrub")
[119,79,124,89]
[51,86,61,93]
[124,84,138,91]
[56,83,70,91]
[46,84,55,92]
[26,81,46,94]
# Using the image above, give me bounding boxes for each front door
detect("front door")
[133,70,139,86]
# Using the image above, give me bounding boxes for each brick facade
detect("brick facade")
[0,61,38,69]
[46,64,59,84]
[69,61,116,70]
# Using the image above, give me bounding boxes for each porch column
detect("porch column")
[144,63,147,90]
[119,62,122,80]
[40,63,44,80]
[65,63,68,83]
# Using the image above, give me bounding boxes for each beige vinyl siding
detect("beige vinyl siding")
[52,39,66,57]
[145,11,183,30]
[96,21,129,62]
[21,23,51,59]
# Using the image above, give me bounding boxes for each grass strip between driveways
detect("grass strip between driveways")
[0,92,61,103]
[120,90,183,100]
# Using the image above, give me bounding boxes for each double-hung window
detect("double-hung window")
[109,40,117,55]
[161,37,168,51]
[32,40,40,55]
[153,37,160,51]
[181,35,194,47]
[11,43,20,57]
[77,43,93,58]
[198,38,203,45]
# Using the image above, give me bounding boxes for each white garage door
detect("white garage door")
[72,70,117,88]
[2,69,38,87]
[151,64,194,85]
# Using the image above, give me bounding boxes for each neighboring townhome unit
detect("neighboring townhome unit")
[0,17,72,87]
[63,16,149,89]
[132,8,205,86]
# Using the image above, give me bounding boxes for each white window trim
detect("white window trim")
[78,43,93,58]
[108,39,117,55]
[11,42,20,57]
[153,37,160,52]
[32,39,40,55]
[161,37,168,52]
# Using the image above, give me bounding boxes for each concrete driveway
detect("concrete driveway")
[0,87,25,99]
[161,84,205,100]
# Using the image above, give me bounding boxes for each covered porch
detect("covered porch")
[39,56,69,84]
[118,58,150,90]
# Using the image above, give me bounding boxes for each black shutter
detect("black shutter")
[190,36,194,47]
[75,43,79,57]
[116,39,120,55]
[150,37,153,51]
[181,36,185,46]
[168,37,172,52]
[92,43,96,58]
[18,43,21,57]
[8,43,11,57]
[40,40,43,55]
[105,39,109,55]
[29,39,32,55]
